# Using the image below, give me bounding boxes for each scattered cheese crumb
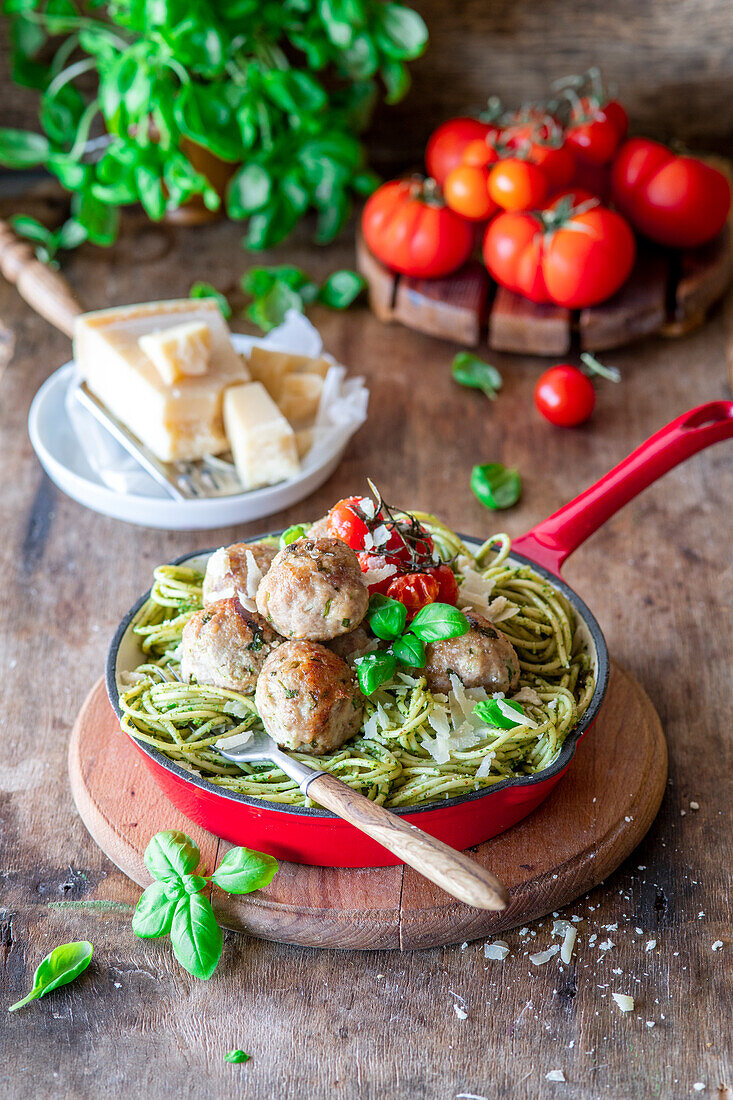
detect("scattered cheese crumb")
[454,1005,468,1020]
[645,940,657,952]
[693,1085,705,1092]
[612,968,623,975]
[612,993,634,1013]
[711,941,723,951]
[530,945,560,966]
[484,940,510,961]
[690,801,700,811]
[646,1021,655,1028]
[598,939,615,952]
[635,927,643,935]
[680,810,686,816]
[545,1070,566,1083]
[460,942,468,950]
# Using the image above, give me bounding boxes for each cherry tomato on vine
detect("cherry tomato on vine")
[444,164,498,222]
[430,563,459,605]
[534,365,596,427]
[425,118,497,186]
[361,178,474,278]
[357,552,394,595]
[565,98,626,166]
[487,158,548,212]
[461,139,500,169]
[528,142,576,192]
[326,497,372,549]
[385,572,440,618]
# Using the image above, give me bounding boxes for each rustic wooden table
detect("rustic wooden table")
[0,185,731,1100]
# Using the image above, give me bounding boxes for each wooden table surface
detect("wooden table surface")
[0,185,731,1100]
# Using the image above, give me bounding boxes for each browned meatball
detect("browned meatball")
[424,611,520,695]
[180,597,283,692]
[327,623,373,662]
[203,542,277,606]
[255,641,364,755]
[256,537,368,641]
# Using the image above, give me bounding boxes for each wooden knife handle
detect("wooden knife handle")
[0,217,83,337]
[305,772,508,911]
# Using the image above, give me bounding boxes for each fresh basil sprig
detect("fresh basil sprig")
[132,831,278,980]
[367,594,407,640]
[8,941,93,1013]
[409,603,471,643]
[242,265,365,332]
[225,1050,250,1064]
[473,698,525,729]
[452,353,503,401]
[471,463,522,510]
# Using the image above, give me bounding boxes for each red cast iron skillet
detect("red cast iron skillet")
[106,402,733,866]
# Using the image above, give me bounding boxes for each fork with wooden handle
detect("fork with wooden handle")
[0,217,83,337]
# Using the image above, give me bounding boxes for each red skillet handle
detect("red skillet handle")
[512,401,733,575]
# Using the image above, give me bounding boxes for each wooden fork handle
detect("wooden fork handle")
[305,772,508,911]
[0,217,84,337]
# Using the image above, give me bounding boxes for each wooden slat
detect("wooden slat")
[488,286,571,355]
[393,261,490,346]
[579,249,669,352]
[355,231,397,322]
[673,226,732,325]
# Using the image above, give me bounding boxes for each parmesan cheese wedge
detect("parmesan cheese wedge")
[247,346,330,401]
[278,372,324,425]
[139,321,212,384]
[223,382,299,491]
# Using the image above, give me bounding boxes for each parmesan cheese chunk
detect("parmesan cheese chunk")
[139,321,212,384]
[223,382,299,491]
[278,372,324,425]
[247,347,330,402]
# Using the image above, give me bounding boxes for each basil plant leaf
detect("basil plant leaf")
[391,633,426,668]
[170,892,223,980]
[409,603,470,643]
[0,128,50,169]
[452,353,503,401]
[367,594,407,641]
[8,941,93,1013]
[355,651,397,695]
[473,698,525,730]
[225,1050,250,1064]
[132,882,179,939]
[210,847,279,895]
[470,464,522,511]
[144,830,200,884]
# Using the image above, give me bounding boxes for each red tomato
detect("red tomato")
[361,179,474,278]
[356,552,394,595]
[444,164,498,222]
[529,142,576,192]
[327,497,372,549]
[534,365,596,427]
[602,100,629,140]
[565,98,624,166]
[429,563,459,605]
[611,137,731,248]
[461,139,499,169]
[488,158,548,212]
[385,573,440,618]
[482,211,549,301]
[426,117,496,185]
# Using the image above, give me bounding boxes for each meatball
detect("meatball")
[423,611,520,695]
[180,597,283,693]
[328,624,374,662]
[255,641,364,755]
[256,537,368,641]
[203,542,277,607]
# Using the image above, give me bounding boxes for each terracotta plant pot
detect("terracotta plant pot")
[164,138,238,226]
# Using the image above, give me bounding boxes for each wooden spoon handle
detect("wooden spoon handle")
[0,217,83,337]
[305,772,508,911]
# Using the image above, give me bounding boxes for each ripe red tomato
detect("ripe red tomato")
[356,552,395,595]
[361,179,474,278]
[611,138,731,248]
[483,204,635,308]
[488,158,548,212]
[534,365,596,427]
[602,100,629,141]
[327,497,372,549]
[565,98,627,166]
[426,117,496,185]
[529,142,576,192]
[461,139,499,169]
[385,573,440,618]
[443,164,498,222]
[430,563,459,605]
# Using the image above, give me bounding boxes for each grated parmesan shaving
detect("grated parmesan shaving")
[512,686,543,707]
[453,1004,468,1020]
[360,562,397,588]
[216,728,253,750]
[530,944,560,966]
[484,940,510,960]
[546,1070,566,1083]
[495,697,539,729]
[484,596,520,624]
[612,993,634,1013]
[455,556,495,615]
[475,753,496,778]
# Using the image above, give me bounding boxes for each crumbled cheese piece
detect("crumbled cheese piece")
[693,1085,705,1092]
[495,697,538,729]
[139,320,212,384]
[711,941,723,951]
[223,381,299,491]
[690,801,700,810]
[561,926,577,965]
[454,1004,468,1020]
[277,371,323,425]
[646,1021,655,1028]
[360,561,397,588]
[460,942,468,950]
[635,927,643,935]
[484,940,510,961]
[645,940,657,952]
[244,549,264,600]
[455,556,495,615]
[484,596,520,623]
[530,945,560,966]
[604,923,618,932]
[512,686,543,707]
[612,968,623,975]
[475,753,496,778]
[612,993,634,1013]
[221,700,252,721]
[545,1070,566,1082]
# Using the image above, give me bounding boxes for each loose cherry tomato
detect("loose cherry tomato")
[385,573,440,618]
[425,117,496,185]
[487,158,548,212]
[444,164,498,222]
[429,563,459,605]
[612,137,731,248]
[534,364,596,427]
[461,139,500,169]
[326,497,372,550]
[361,178,474,278]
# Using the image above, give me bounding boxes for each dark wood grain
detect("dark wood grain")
[393,261,491,346]
[489,286,572,355]
[579,249,669,352]
[0,180,731,1099]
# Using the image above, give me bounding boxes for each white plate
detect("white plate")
[29,362,356,531]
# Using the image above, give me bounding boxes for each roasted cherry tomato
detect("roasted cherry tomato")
[444,164,498,222]
[611,137,731,248]
[361,178,474,279]
[357,552,395,595]
[487,158,548,212]
[534,364,596,427]
[425,117,496,185]
[326,497,372,550]
[385,572,440,618]
[430,563,460,605]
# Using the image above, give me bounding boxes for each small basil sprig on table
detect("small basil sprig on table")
[225,1050,250,1064]
[242,265,365,332]
[132,831,278,980]
[452,353,503,401]
[471,463,522,510]
[8,941,93,1013]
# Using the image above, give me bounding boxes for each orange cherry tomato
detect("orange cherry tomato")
[444,164,498,222]
[487,158,548,212]
[461,139,500,169]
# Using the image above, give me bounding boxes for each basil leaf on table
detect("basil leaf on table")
[367,594,407,641]
[225,1050,250,1064]
[210,848,279,895]
[355,651,397,695]
[8,941,93,1013]
[409,603,470,643]
[473,698,525,729]
[470,464,522,510]
[170,893,223,981]
[131,882,179,939]
[144,830,200,883]
[318,270,365,309]
[391,633,426,668]
[452,353,503,401]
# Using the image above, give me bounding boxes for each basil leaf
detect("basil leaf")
[470,464,522,510]
[10,215,53,247]
[409,603,470,643]
[376,3,429,59]
[318,270,365,310]
[190,282,232,319]
[355,651,396,695]
[225,1050,250,1064]
[183,874,208,895]
[131,882,179,939]
[8,941,93,1012]
[210,847,279,895]
[0,128,49,169]
[73,191,119,246]
[245,281,304,332]
[227,164,272,219]
[280,524,307,548]
[144,830,200,884]
[381,59,411,104]
[367,594,407,641]
[392,633,426,668]
[452,353,503,401]
[473,698,525,730]
[170,892,223,980]
[54,218,87,252]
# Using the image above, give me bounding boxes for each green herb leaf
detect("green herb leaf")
[131,882,179,939]
[170,892,223,980]
[280,525,308,548]
[183,874,208,895]
[210,847,279,895]
[470,464,522,510]
[72,191,118,246]
[190,282,232,319]
[0,128,49,169]
[355,651,397,695]
[8,941,93,1013]
[227,164,272,219]
[473,698,525,729]
[225,1050,250,1064]
[245,281,304,332]
[144,830,200,885]
[452,353,503,401]
[318,270,365,309]
[377,3,429,59]
[367,594,407,641]
[391,633,426,668]
[409,603,470,643]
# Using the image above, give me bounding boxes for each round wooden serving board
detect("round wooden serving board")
[69,661,666,951]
